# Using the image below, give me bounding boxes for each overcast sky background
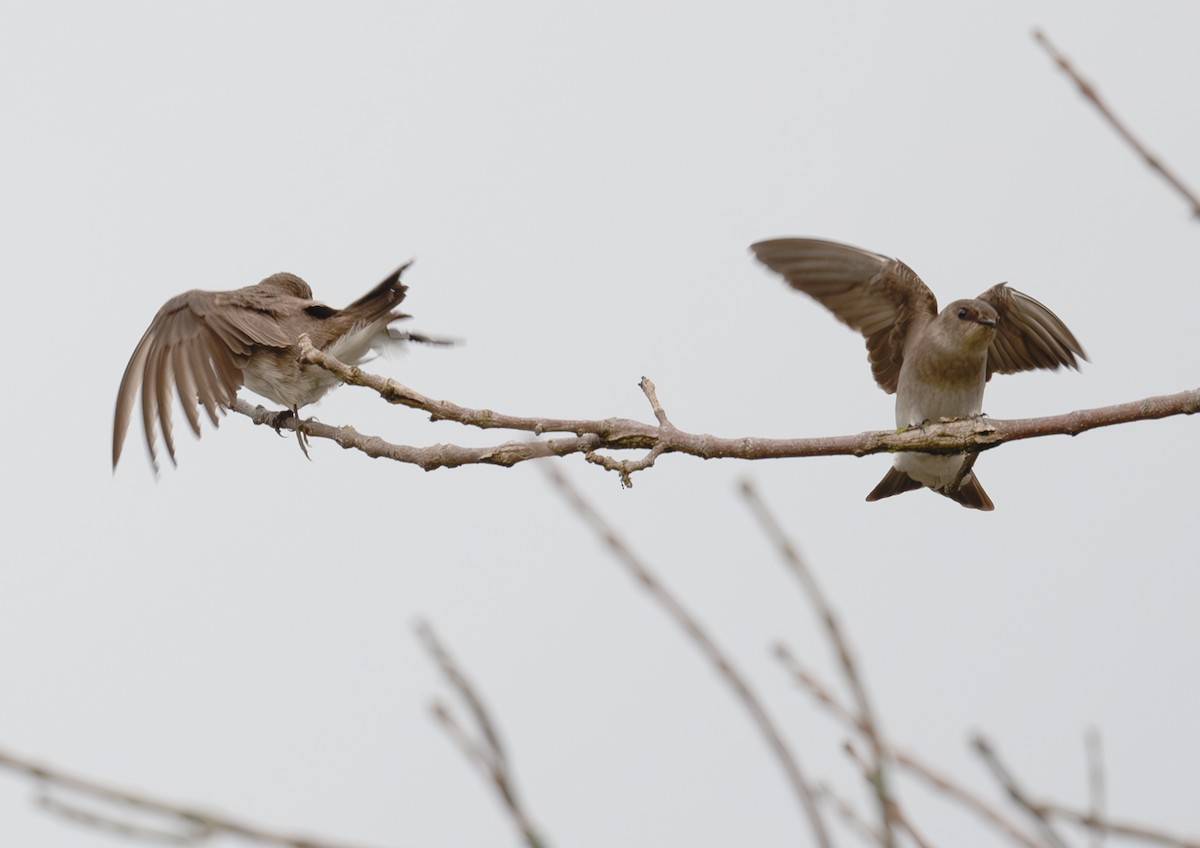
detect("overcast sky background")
[2,3,1198,847]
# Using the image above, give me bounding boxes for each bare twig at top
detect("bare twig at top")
[1034,28,1200,218]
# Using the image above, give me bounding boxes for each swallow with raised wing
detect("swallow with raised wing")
[752,237,1086,510]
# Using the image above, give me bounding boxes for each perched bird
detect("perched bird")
[751,237,1086,510]
[114,262,441,471]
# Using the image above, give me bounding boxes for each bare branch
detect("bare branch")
[0,746,379,848]
[774,649,1047,848]
[972,735,1071,848]
[416,621,547,848]
[228,342,1200,483]
[543,466,833,848]
[740,481,896,847]
[1033,28,1200,218]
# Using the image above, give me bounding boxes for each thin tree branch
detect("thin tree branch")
[225,340,1200,482]
[972,735,1071,848]
[740,481,896,847]
[0,746,379,848]
[543,466,833,848]
[1033,28,1200,218]
[773,648,1047,848]
[416,621,547,848]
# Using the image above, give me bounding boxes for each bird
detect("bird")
[113,262,444,471]
[751,237,1086,510]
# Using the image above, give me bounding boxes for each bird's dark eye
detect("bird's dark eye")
[305,304,337,319]
[957,307,969,319]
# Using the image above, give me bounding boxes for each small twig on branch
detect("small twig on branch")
[543,466,833,848]
[740,481,896,847]
[1033,28,1200,218]
[0,746,378,848]
[416,621,548,848]
[229,341,1200,483]
[774,648,1046,848]
[972,735,1071,848]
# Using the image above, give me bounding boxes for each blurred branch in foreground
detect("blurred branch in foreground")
[543,465,834,848]
[230,339,1200,486]
[417,620,548,848]
[778,648,1200,848]
[1034,28,1200,219]
[740,481,897,848]
[0,747,376,848]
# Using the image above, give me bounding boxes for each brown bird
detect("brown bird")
[751,238,1086,510]
[113,262,439,471]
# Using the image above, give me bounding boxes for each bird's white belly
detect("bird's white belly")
[894,373,985,428]
[892,369,985,488]
[894,452,969,489]
[242,355,340,409]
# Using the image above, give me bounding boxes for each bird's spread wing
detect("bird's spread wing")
[977,283,1086,380]
[112,288,300,470]
[751,238,939,393]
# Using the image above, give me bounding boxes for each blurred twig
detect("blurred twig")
[0,747,376,848]
[1034,28,1200,218]
[416,621,548,848]
[843,742,934,848]
[544,465,833,848]
[740,480,896,847]
[973,736,1071,848]
[774,649,1046,848]
[1039,802,1200,848]
[818,782,886,847]
[1087,728,1105,848]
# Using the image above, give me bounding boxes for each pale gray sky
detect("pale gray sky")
[2,3,1198,847]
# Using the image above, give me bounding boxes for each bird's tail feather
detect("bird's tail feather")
[939,474,994,511]
[865,467,924,502]
[341,261,412,328]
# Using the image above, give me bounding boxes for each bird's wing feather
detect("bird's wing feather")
[977,283,1086,379]
[112,288,301,470]
[751,238,939,393]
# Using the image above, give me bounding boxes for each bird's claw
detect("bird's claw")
[296,427,311,460]
[266,409,294,437]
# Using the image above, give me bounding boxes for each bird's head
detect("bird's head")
[938,298,998,349]
[258,272,314,300]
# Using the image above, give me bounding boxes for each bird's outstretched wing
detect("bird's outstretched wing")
[751,238,939,393]
[976,283,1086,379]
[112,288,299,470]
